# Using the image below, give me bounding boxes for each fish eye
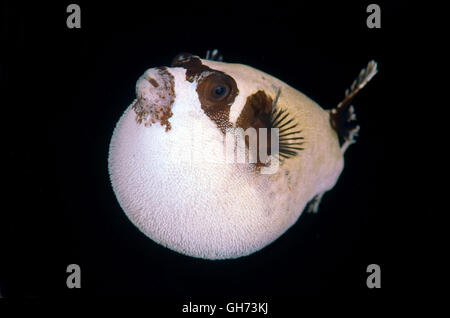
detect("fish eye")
[196,72,237,109]
[210,83,229,101]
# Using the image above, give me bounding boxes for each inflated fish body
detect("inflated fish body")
[108,51,377,259]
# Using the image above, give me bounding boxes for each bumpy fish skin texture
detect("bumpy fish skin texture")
[108,53,375,259]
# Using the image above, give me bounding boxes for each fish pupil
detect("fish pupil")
[214,86,225,96]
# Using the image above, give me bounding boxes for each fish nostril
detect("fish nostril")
[144,74,159,88]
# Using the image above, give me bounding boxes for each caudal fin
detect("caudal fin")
[330,60,378,153]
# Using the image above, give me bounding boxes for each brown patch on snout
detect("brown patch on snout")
[236,90,274,166]
[146,76,159,88]
[171,53,239,133]
[133,66,175,131]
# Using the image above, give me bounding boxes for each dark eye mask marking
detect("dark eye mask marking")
[171,53,239,134]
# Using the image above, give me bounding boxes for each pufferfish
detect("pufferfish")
[108,50,377,260]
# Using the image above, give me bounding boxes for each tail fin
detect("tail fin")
[330,60,378,153]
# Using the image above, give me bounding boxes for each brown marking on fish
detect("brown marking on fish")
[133,66,175,131]
[171,52,239,133]
[196,72,239,134]
[235,90,274,166]
[171,53,210,83]
[147,77,159,88]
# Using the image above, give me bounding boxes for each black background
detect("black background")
[2,0,417,313]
